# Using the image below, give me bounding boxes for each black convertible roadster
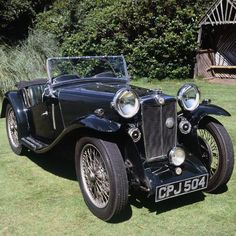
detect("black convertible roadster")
[1,56,234,221]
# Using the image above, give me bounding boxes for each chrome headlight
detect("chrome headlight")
[112,89,140,118]
[169,147,186,166]
[177,84,200,111]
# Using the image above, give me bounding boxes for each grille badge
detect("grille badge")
[158,97,165,105]
[154,94,165,105]
[166,117,175,129]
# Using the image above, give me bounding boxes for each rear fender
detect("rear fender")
[1,91,29,138]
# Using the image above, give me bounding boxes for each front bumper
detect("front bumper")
[144,153,209,200]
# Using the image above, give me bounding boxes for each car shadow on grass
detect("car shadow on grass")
[110,190,207,223]
[129,190,206,215]
[129,184,228,215]
[25,144,77,181]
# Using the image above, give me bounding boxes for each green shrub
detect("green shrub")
[36,0,213,80]
[0,30,60,96]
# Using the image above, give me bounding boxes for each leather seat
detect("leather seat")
[28,84,45,106]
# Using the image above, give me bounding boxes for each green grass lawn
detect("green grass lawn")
[0,79,236,236]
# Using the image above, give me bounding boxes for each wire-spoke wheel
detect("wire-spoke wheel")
[6,104,23,155]
[198,118,234,192]
[80,144,110,208]
[75,137,128,221]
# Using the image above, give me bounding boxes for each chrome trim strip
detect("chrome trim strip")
[145,155,167,163]
[52,103,56,130]
[141,103,148,160]
[174,101,177,148]
[160,105,163,155]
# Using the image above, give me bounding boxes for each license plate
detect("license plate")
[155,174,208,202]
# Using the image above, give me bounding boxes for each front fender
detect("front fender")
[1,91,29,138]
[78,115,121,133]
[188,104,230,126]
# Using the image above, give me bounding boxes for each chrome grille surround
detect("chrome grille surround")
[141,98,177,161]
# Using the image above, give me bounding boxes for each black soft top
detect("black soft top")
[16,78,47,90]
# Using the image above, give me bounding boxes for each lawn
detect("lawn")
[0,79,236,236]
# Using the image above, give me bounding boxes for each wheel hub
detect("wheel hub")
[89,172,96,183]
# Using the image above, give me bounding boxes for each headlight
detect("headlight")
[112,89,140,118]
[169,147,186,166]
[177,84,200,111]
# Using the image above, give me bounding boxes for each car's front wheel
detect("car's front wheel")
[198,118,234,192]
[6,104,23,155]
[75,137,129,221]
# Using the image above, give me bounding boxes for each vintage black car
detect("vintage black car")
[1,56,234,221]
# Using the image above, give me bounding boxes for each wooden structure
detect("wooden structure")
[195,0,236,78]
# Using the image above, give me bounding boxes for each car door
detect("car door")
[28,85,55,141]
[31,103,55,141]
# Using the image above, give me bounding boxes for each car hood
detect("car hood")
[58,80,176,104]
[58,80,155,98]
[57,80,176,126]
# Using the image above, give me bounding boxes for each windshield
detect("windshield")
[46,56,128,82]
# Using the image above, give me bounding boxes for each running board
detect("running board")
[21,136,48,150]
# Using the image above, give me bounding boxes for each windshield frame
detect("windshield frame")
[46,55,129,83]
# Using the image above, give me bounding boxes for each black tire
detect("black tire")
[198,118,234,192]
[6,104,23,155]
[75,137,129,221]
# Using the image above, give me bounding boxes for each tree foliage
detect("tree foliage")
[0,0,53,42]
[3,0,214,79]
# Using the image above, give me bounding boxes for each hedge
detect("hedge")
[36,0,213,79]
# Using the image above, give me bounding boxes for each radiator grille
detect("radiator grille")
[142,101,177,160]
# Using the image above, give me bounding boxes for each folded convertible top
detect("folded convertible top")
[16,78,47,89]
